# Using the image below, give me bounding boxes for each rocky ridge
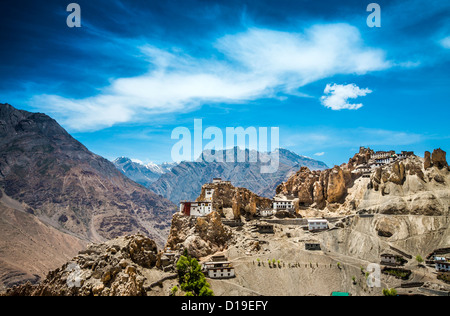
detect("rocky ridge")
[276,147,449,217]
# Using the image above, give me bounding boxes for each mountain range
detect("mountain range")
[113,157,176,188]
[114,147,328,204]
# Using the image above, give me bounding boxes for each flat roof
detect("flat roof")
[307,219,328,223]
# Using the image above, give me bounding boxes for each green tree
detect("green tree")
[176,254,214,296]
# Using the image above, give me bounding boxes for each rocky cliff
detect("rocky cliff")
[197,181,272,219]
[166,211,232,259]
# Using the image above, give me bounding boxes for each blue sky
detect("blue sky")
[0,0,449,167]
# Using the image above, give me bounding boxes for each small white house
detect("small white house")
[212,178,222,184]
[180,201,212,217]
[202,261,235,279]
[273,200,294,211]
[307,219,328,231]
[260,209,275,217]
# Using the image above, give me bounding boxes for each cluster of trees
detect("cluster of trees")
[173,250,214,296]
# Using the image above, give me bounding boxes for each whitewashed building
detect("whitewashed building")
[179,201,212,217]
[273,200,294,211]
[307,219,328,231]
[260,209,275,217]
[202,256,235,279]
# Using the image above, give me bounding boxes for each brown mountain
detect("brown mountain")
[0,103,176,289]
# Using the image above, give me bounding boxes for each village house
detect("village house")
[375,157,396,165]
[371,150,396,160]
[179,201,213,217]
[202,255,235,279]
[305,241,321,251]
[212,178,222,184]
[260,209,275,217]
[435,260,450,272]
[353,148,416,177]
[273,199,294,211]
[381,253,397,265]
[256,223,274,234]
[307,219,328,232]
[397,151,415,159]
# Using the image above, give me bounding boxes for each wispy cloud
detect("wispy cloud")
[31,23,390,132]
[320,83,372,110]
[314,152,325,156]
[440,36,450,49]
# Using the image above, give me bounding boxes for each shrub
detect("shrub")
[382,288,397,296]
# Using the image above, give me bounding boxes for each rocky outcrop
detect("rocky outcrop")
[327,167,348,203]
[431,148,448,169]
[197,181,272,220]
[2,235,161,296]
[424,151,432,170]
[276,165,355,210]
[362,155,449,215]
[165,212,232,258]
[277,147,449,217]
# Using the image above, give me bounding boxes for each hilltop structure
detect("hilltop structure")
[353,147,415,178]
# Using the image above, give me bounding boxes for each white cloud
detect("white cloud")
[320,83,372,110]
[32,23,390,131]
[440,36,450,49]
[314,152,325,156]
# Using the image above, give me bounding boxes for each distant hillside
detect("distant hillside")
[0,103,176,288]
[147,147,328,204]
